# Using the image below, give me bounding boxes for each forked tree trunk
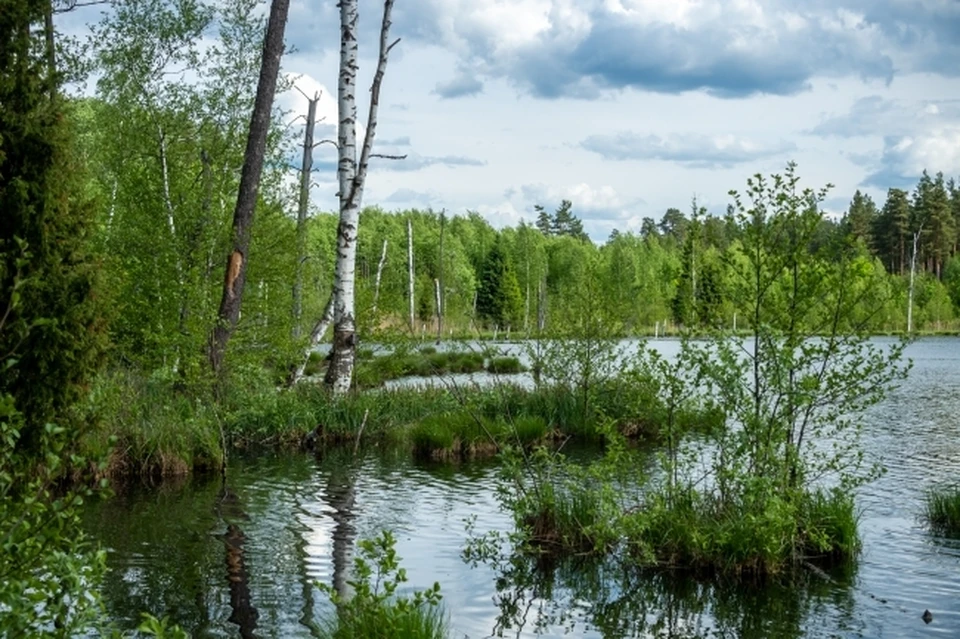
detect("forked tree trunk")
[208,0,290,376]
[324,0,398,394]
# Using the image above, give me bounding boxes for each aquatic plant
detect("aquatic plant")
[486,356,526,374]
[923,484,960,535]
[316,530,447,639]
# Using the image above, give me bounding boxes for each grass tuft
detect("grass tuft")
[924,484,960,536]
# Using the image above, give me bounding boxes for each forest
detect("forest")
[3,0,960,637]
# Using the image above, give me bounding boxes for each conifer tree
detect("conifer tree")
[0,0,105,451]
[476,237,522,328]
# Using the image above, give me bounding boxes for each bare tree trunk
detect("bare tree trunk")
[288,294,333,385]
[292,93,319,339]
[43,0,57,99]
[407,218,415,332]
[324,0,399,394]
[208,0,290,377]
[437,211,444,342]
[908,228,921,333]
[434,278,442,343]
[537,277,547,332]
[371,238,388,318]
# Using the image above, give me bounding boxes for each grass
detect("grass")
[81,358,722,477]
[923,484,960,535]
[409,412,548,459]
[486,356,526,374]
[622,486,859,577]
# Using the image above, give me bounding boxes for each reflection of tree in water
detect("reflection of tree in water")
[295,445,360,634]
[217,483,259,638]
[468,540,859,638]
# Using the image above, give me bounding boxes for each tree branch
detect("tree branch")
[346,0,398,210]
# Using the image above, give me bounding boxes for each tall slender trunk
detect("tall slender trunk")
[437,211,444,341]
[371,238,388,318]
[434,278,442,342]
[43,1,57,99]
[292,94,319,339]
[908,228,921,333]
[208,0,290,376]
[324,0,398,394]
[407,218,415,332]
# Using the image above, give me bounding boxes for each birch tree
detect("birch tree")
[323,0,400,393]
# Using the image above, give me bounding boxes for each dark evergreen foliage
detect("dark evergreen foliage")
[0,2,106,452]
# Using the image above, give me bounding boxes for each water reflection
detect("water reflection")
[475,547,861,639]
[81,338,960,638]
[217,484,259,638]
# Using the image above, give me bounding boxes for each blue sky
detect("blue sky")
[60,0,960,241]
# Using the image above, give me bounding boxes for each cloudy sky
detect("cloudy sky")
[61,0,960,241]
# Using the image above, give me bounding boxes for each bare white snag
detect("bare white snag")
[371,238,388,318]
[908,227,922,333]
[289,293,334,384]
[407,218,415,332]
[324,0,399,394]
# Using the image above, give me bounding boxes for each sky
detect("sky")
[58,0,960,241]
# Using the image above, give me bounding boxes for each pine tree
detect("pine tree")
[476,237,522,328]
[534,204,552,235]
[844,190,877,251]
[912,171,954,278]
[874,188,911,274]
[0,1,106,452]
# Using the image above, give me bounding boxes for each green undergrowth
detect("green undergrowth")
[83,358,722,477]
[923,484,960,536]
[409,412,548,459]
[622,485,860,576]
[314,530,448,639]
[496,443,860,578]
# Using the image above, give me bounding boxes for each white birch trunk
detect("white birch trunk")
[325,0,398,394]
[407,218,415,332]
[290,293,334,385]
[908,229,921,333]
[434,277,441,343]
[371,238,388,318]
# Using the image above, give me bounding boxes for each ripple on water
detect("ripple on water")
[82,338,960,638]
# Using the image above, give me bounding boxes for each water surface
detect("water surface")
[84,337,960,638]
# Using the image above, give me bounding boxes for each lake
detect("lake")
[82,337,960,638]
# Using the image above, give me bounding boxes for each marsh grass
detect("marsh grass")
[486,356,526,374]
[623,487,859,577]
[409,412,548,459]
[923,484,960,536]
[83,370,223,477]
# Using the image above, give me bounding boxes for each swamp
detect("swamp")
[3,1,960,638]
